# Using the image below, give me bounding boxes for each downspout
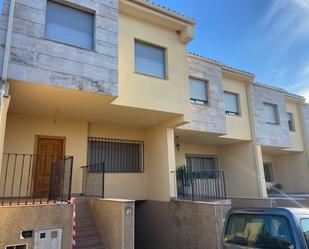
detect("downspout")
[1,0,16,93]
[246,79,266,198]
[299,105,309,165]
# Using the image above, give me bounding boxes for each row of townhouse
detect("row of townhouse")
[0,0,309,248]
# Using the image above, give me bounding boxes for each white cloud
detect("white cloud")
[262,0,309,49]
[287,62,309,101]
[260,0,309,98]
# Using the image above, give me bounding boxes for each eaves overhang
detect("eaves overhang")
[119,0,195,44]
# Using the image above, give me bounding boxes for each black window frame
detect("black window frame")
[87,137,144,173]
[287,112,296,132]
[263,163,274,182]
[189,77,209,105]
[224,91,240,116]
[264,102,280,125]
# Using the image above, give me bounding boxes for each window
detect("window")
[6,245,27,249]
[88,137,144,173]
[264,103,279,125]
[263,163,274,182]
[224,92,240,116]
[135,40,166,79]
[45,1,94,49]
[301,219,309,247]
[287,113,295,132]
[224,214,295,248]
[189,78,208,104]
[186,155,217,172]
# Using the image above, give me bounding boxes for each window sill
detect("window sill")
[43,37,96,52]
[134,71,168,81]
[225,111,240,117]
[265,122,280,126]
[190,99,208,106]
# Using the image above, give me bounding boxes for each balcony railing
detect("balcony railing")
[174,168,227,201]
[81,162,105,198]
[0,153,73,206]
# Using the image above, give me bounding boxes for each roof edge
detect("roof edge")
[188,52,254,78]
[128,0,196,25]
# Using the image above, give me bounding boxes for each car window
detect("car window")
[301,219,309,247]
[224,214,294,248]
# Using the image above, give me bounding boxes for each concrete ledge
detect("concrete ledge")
[135,200,231,249]
[88,198,135,249]
[0,203,73,248]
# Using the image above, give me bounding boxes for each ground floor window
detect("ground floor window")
[263,163,274,182]
[185,155,218,172]
[87,137,144,173]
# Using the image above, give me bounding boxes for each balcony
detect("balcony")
[173,167,227,201]
[0,153,73,206]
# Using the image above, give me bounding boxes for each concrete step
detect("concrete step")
[74,197,104,249]
[76,228,99,238]
[78,246,104,249]
[76,235,102,247]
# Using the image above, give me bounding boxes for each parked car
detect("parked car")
[222,207,309,249]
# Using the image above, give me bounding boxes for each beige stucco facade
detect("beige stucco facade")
[115,12,191,122]
[222,74,252,141]
[0,203,73,249]
[0,95,10,174]
[0,3,309,248]
[259,95,309,194]
[2,111,177,202]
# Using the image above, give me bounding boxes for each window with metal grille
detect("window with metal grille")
[87,137,144,173]
[5,245,27,249]
[287,112,296,132]
[263,163,274,182]
[186,155,218,172]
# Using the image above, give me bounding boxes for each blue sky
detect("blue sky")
[151,0,309,100]
[0,0,308,99]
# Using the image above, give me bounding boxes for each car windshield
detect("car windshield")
[224,214,294,249]
[301,219,309,247]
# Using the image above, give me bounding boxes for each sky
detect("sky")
[151,0,309,100]
[0,0,308,99]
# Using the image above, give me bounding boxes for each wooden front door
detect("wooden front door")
[33,136,65,197]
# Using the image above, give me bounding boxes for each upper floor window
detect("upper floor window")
[189,78,208,105]
[287,112,296,132]
[264,103,279,125]
[224,91,240,116]
[45,1,94,49]
[135,40,166,79]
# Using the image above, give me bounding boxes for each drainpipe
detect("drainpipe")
[246,79,267,198]
[299,105,309,166]
[1,0,16,93]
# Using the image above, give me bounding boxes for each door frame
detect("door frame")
[32,135,66,197]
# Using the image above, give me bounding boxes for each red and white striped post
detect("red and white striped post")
[71,197,77,249]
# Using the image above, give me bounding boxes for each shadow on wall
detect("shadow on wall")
[135,200,231,249]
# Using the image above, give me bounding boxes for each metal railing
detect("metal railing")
[0,153,73,206]
[174,168,227,201]
[81,162,105,198]
[49,156,74,202]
